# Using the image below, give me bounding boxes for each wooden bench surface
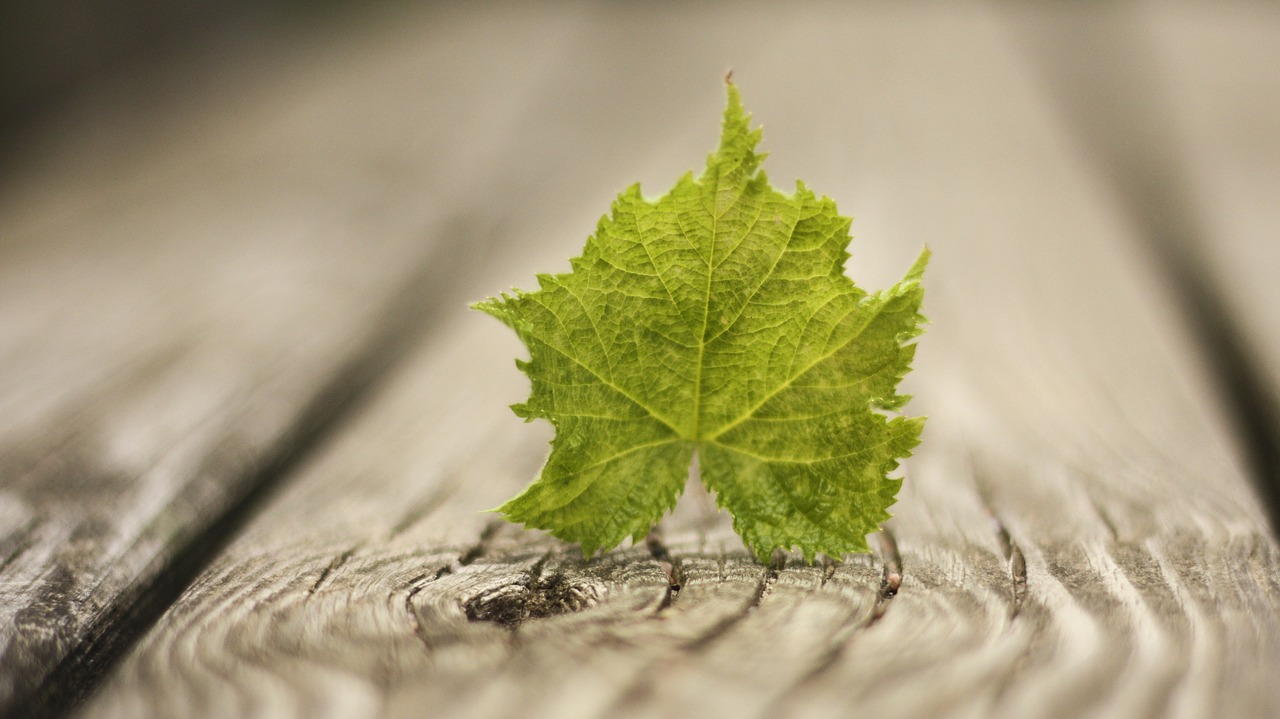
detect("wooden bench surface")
[2,3,1278,718]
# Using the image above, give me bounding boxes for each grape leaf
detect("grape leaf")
[474,82,928,563]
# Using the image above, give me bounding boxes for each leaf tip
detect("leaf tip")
[471,293,520,324]
[907,246,931,281]
[713,76,763,177]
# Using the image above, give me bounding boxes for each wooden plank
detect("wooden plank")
[1007,0,1280,543]
[1142,4,1280,514]
[79,3,1280,719]
[0,4,600,716]
[1043,2,1280,387]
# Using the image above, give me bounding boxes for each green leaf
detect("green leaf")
[474,82,928,563]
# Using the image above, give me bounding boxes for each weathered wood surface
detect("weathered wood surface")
[0,5,596,715]
[1011,1,1280,529]
[1138,4,1280,391]
[38,3,1278,718]
[1145,5,1280,522]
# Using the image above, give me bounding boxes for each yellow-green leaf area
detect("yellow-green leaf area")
[474,83,928,563]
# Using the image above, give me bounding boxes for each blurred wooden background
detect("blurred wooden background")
[1,2,1278,717]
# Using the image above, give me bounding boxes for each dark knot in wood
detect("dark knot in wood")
[463,572,599,628]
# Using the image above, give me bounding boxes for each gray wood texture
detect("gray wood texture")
[34,3,1275,718]
[0,4,596,714]
[1010,1,1280,530]
[1146,6,1280,519]
[1144,4,1280,388]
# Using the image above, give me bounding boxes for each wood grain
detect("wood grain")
[1144,5,1280,524]
[1008,0,1280,538]
[0,4,599,715]
[1134,4,1280,387]
[66,3,1280,718]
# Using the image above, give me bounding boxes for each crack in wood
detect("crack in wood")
[682,562,778,654]
[596,556,780,718]
[306,546,359,599]
[1008,543,1028,618]
[459,521,503,568]
[877,528,902,596]
[1087,491,1121,542]
[817,554,838,588]
[758,530,904,716]
[869,527,902,624]
[989,514,1029,618]
[431,520,503,583]
[645,535,683,612]
[404,573,437,651]
[756,552,786,606]
[974,458,1030,622]
[402,522,504,648]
